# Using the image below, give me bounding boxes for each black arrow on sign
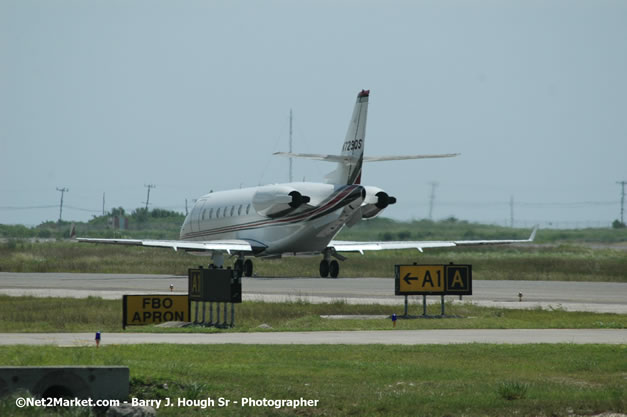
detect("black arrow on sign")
[403,273,418,285]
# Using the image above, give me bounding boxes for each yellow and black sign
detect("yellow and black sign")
[395,264,472,296]
[123,295,190,329]
[444,265,472,294]
[188,267,242,303]
[189,269,203,299]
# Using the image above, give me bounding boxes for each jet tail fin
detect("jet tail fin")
[326,90,369,185]
[273,90,459,185]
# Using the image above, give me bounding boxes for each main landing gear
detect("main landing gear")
[319,259,339,278]
[319,248,342,278]
[234,258,254,277]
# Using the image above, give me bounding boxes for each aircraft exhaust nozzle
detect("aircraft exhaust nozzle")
[289,191,311,208]
[375,192,396,209]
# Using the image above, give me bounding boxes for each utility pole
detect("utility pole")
[144,184,156,210]
[289,109,293,183]
[56,187,69,222]
[618,181,627,224]
[428,182,438,220]
[510,195,514,228]
[185,199,188,216]
[102,192,106,216]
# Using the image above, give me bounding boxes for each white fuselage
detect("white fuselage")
[180,182,365,256]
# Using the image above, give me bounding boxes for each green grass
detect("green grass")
[0,296,624,333]
[1,240,626,282]
[0,344,624,416]
[4,215,626,243]
[339,217,627,244]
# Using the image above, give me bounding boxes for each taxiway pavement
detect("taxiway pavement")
[0,329,624,346]
[0,272,625,314]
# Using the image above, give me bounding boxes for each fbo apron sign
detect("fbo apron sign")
[123,295,190,329]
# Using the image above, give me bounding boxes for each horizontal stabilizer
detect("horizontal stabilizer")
[363,153,460,162]
[273,152,355,163]
[274,152,460,163]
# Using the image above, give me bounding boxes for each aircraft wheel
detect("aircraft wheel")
[244,259,253,277]
[329,260,339,278]
[234,259,244,277]
[319,260,329,278]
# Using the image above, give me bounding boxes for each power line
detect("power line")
[510,195,514,228]
[64,205,101,213]
[617,181,626,224]
[0,205,57,210]
[56,187,69,222]
[428,182,438,220]
[143,184,156,210]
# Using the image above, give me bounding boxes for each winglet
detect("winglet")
[528,225,539,242]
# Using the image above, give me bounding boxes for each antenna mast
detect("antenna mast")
[289,109,293,182]
[428,182,438,220]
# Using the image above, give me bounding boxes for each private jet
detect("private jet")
[78,90,536,277]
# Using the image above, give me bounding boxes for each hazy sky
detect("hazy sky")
[1,0,626,227]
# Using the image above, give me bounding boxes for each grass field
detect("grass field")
[0,344,624,416]
[4,216,627,243]
[0,296,624,333]
[1,240,626,282]
[1,219,625,416]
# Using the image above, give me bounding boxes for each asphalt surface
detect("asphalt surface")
[1,272,625,346]
[0,272,625,313]
[0,329,625,346]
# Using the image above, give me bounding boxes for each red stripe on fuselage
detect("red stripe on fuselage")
[181,185,358,240]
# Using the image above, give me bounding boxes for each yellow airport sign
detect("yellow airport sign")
[445,265,472,294]
[123,295,190,329]
[395,264,472,296]
[189,269,203,299]
[398,265,445,293]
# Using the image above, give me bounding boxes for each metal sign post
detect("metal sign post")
[423,295,427,316]
[188,266,242,328]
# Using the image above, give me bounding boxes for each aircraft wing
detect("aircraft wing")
[329,226,538,254]
[76,237,254,254]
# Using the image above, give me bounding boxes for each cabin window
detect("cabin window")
[224,207,228,217]
[246,204,251,215]
[209,208,213,219]
[216,207,221,218]
[230,206,235,216]
[238,205,242,216]
[201,209,206,220]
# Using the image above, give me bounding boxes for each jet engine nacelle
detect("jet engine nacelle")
[360,186,397,219]
[252,186,311,218]
[288,191,311,208]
